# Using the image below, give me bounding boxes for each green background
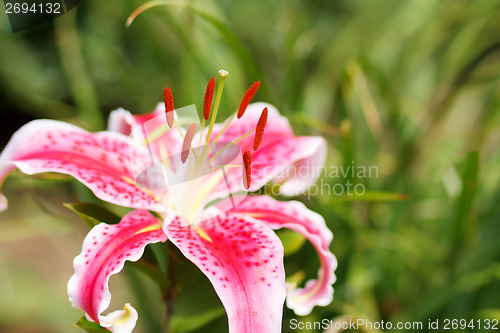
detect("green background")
[1,0,500,332]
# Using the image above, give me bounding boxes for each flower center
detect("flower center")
[147,70,268,226]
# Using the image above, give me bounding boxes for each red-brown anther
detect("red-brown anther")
[253,107,268,151]
[204,77,216,121]
[237,81,260,119]
[242,150,252,190]
[181,123,197,163]
[164,87,174,128]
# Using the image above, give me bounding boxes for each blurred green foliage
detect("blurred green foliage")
[1,0,500,332]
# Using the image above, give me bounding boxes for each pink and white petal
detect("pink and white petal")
[128,113,184,168]
[99,304,138,333]
[164,212,286,333]
[209,135,326,199]
[108,105,184,164]
[68,209,167,332]
[220,195,337,316]
[0,119,164,212]
[207,103,327,197]
[108,108,136,136]
[208,102,293,155]
[269,136,327,196]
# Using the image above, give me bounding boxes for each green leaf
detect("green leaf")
[320,190,409,203]
[171,306,226,333]
[474,308,500,320]
[289,112,340,135]
[171,258,227,332]
[124,265,164,333]
[456,151,479,228]
[187,6,261,80]
[126,0,185,27]
[128,259,170,293]
[64,202,122,228]
[74,316,109,333]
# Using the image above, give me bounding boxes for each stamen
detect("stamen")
[181,123,197,163]
[253,107,268,150]
[237,81,260,119]
[201,70,228,168]
[242,150,252,190]
[204,77,216,120]
[199,77,216,147]
[164,87,175,128]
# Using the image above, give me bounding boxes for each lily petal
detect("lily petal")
[100,303,138,333]
[220,195,337,316]
[209,103,326,197]
[108,104,164,136]
[108,105,184,164]
[0,120,164,212]
[68,209,167,332]
[164,212,286,333]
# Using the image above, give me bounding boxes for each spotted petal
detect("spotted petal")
[220,195,337,315]
[68,209,167,332]
[164,212,286,333]
[0,119,164,212]
[208,103,327,197]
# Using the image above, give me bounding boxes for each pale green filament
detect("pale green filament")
[206,70,229,146]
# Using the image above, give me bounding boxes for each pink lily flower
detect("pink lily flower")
[0,73,337,333]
